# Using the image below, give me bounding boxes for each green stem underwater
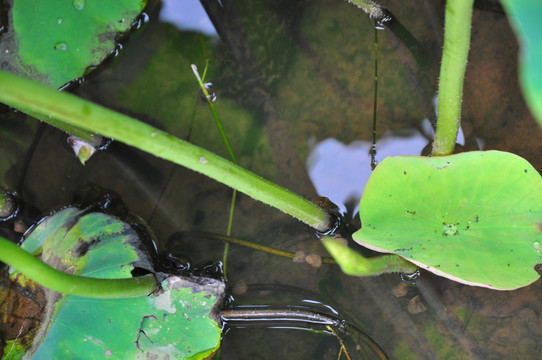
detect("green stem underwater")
[0,236,157,298]
[431,0,474,156]
[0,71,332,232]
[322,236,417,275]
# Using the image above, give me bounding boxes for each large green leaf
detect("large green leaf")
[1,0,145,88]
[501,0,542,126]
[352,151,542,290]
[4,207,223,359]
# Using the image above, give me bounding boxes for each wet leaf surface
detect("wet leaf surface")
[0,0,145,88]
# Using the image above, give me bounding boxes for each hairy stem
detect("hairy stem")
[0,236,157,298]
[0,70,332,232]
[431,0,474,156]
[345,0,387,20]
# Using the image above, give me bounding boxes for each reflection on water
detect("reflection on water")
[306,129,428,213]
[159,0,217,36]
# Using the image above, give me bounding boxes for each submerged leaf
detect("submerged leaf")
[2,207,223,359]
[353,151,542,290]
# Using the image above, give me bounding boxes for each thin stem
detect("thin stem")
[192,62,239,275]
[0,236,157,298]
[326,325,352,360]
[223,189,237,275]
[225,191,237,236]
[370,19,379,170]
[191,64,237,164]
[321,236,417,275]
[0,70,332,232]
[185,231,336,264]
[431,0,474,156]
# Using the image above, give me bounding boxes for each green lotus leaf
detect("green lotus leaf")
[4,207,223,359]
[2,0,145,88]
[352,151,542,290]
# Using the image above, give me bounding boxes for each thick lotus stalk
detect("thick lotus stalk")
[432,0,474,156]
[0,70,332,233]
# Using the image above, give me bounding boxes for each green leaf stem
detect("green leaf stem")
[431,0,474,156]
[0,70,332,232]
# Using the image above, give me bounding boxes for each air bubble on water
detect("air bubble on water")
[131,12,149,33]
[73,0,85,11]
[54,42,68,51]
[202,82,217,102]
[400,269,420,284]
[375,14,391,31]
[442,223,459,236]
[57,17,63,25]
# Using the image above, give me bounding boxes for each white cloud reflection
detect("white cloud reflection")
[160,0,217,36]
[307,129,428,213]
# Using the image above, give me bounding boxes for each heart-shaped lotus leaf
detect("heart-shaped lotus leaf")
[4,207,223,359]
[352,151,542,290]
[501,0,542,127]
[1,0,145,88]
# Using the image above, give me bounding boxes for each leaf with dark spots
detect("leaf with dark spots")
[353,151,542,290]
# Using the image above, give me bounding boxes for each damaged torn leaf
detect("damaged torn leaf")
[2,207,223,359]
[26,276,224,360]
